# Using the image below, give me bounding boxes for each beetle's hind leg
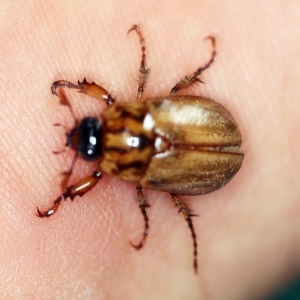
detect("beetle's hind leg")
[130,184,150,249]
[171,194,198,274]
[128,25,151,102]
[36,169,102,217]
[170,36,216,94]
[51,79,115,106]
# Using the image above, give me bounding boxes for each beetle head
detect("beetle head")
[67,117,103,161]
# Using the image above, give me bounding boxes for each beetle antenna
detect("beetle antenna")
[52,124,68,155]
[54,88,79,191]
[59,151,78,191]
[56,88,78,126]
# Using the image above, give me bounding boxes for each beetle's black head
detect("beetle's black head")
[67,117,102,161]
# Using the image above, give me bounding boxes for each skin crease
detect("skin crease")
[1,0,300,299]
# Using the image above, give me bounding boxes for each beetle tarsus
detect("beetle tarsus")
[130,205,149,249]
[186,215,198,274]
[171,194,198,274]
[128,24,150,101]
[51,80,81,96]
[170,35,216,94]
[131,185,150,249]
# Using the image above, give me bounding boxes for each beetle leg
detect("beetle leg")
[130,184,150,249]
[171,193,198,274]
[128,25,151,101]
[51,79,115,106]
[170,36,216,94]
[36,170,102,217]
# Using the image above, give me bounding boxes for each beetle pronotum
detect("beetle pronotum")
[37,25,244,273]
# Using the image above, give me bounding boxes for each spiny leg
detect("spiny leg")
[171,193,198,274]
[36,168,102,217]
[128,25,151,101]
[130,184,150,249]
[170,36,216,94]
[51,78,115,106]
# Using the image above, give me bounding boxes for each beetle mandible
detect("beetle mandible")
[37,25,244,273]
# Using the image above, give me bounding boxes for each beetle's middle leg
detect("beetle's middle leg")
[170,36,216,94]
[171,193,198,273]
[36,168,102,217]
[130,184,150,249]
[128,25,151,102]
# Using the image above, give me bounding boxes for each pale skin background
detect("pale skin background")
[1,1,300,299]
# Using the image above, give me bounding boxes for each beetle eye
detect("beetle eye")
[77,117,102,161]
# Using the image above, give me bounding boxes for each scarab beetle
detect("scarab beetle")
[37,25,244,273]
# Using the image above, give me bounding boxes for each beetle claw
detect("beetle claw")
[130,240,144,250]
[51,85,58,96]
[36,206,53,218]
[36,198,62,218]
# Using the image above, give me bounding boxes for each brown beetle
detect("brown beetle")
[37,25,244,273]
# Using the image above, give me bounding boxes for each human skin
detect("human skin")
[1,1,300,299]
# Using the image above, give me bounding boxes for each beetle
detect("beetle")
[36,25,244,273]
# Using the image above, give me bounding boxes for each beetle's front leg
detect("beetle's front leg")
[36,170,102,217]
[51,79,115,106]
[171,194,198,274]
[130,184,150,249]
